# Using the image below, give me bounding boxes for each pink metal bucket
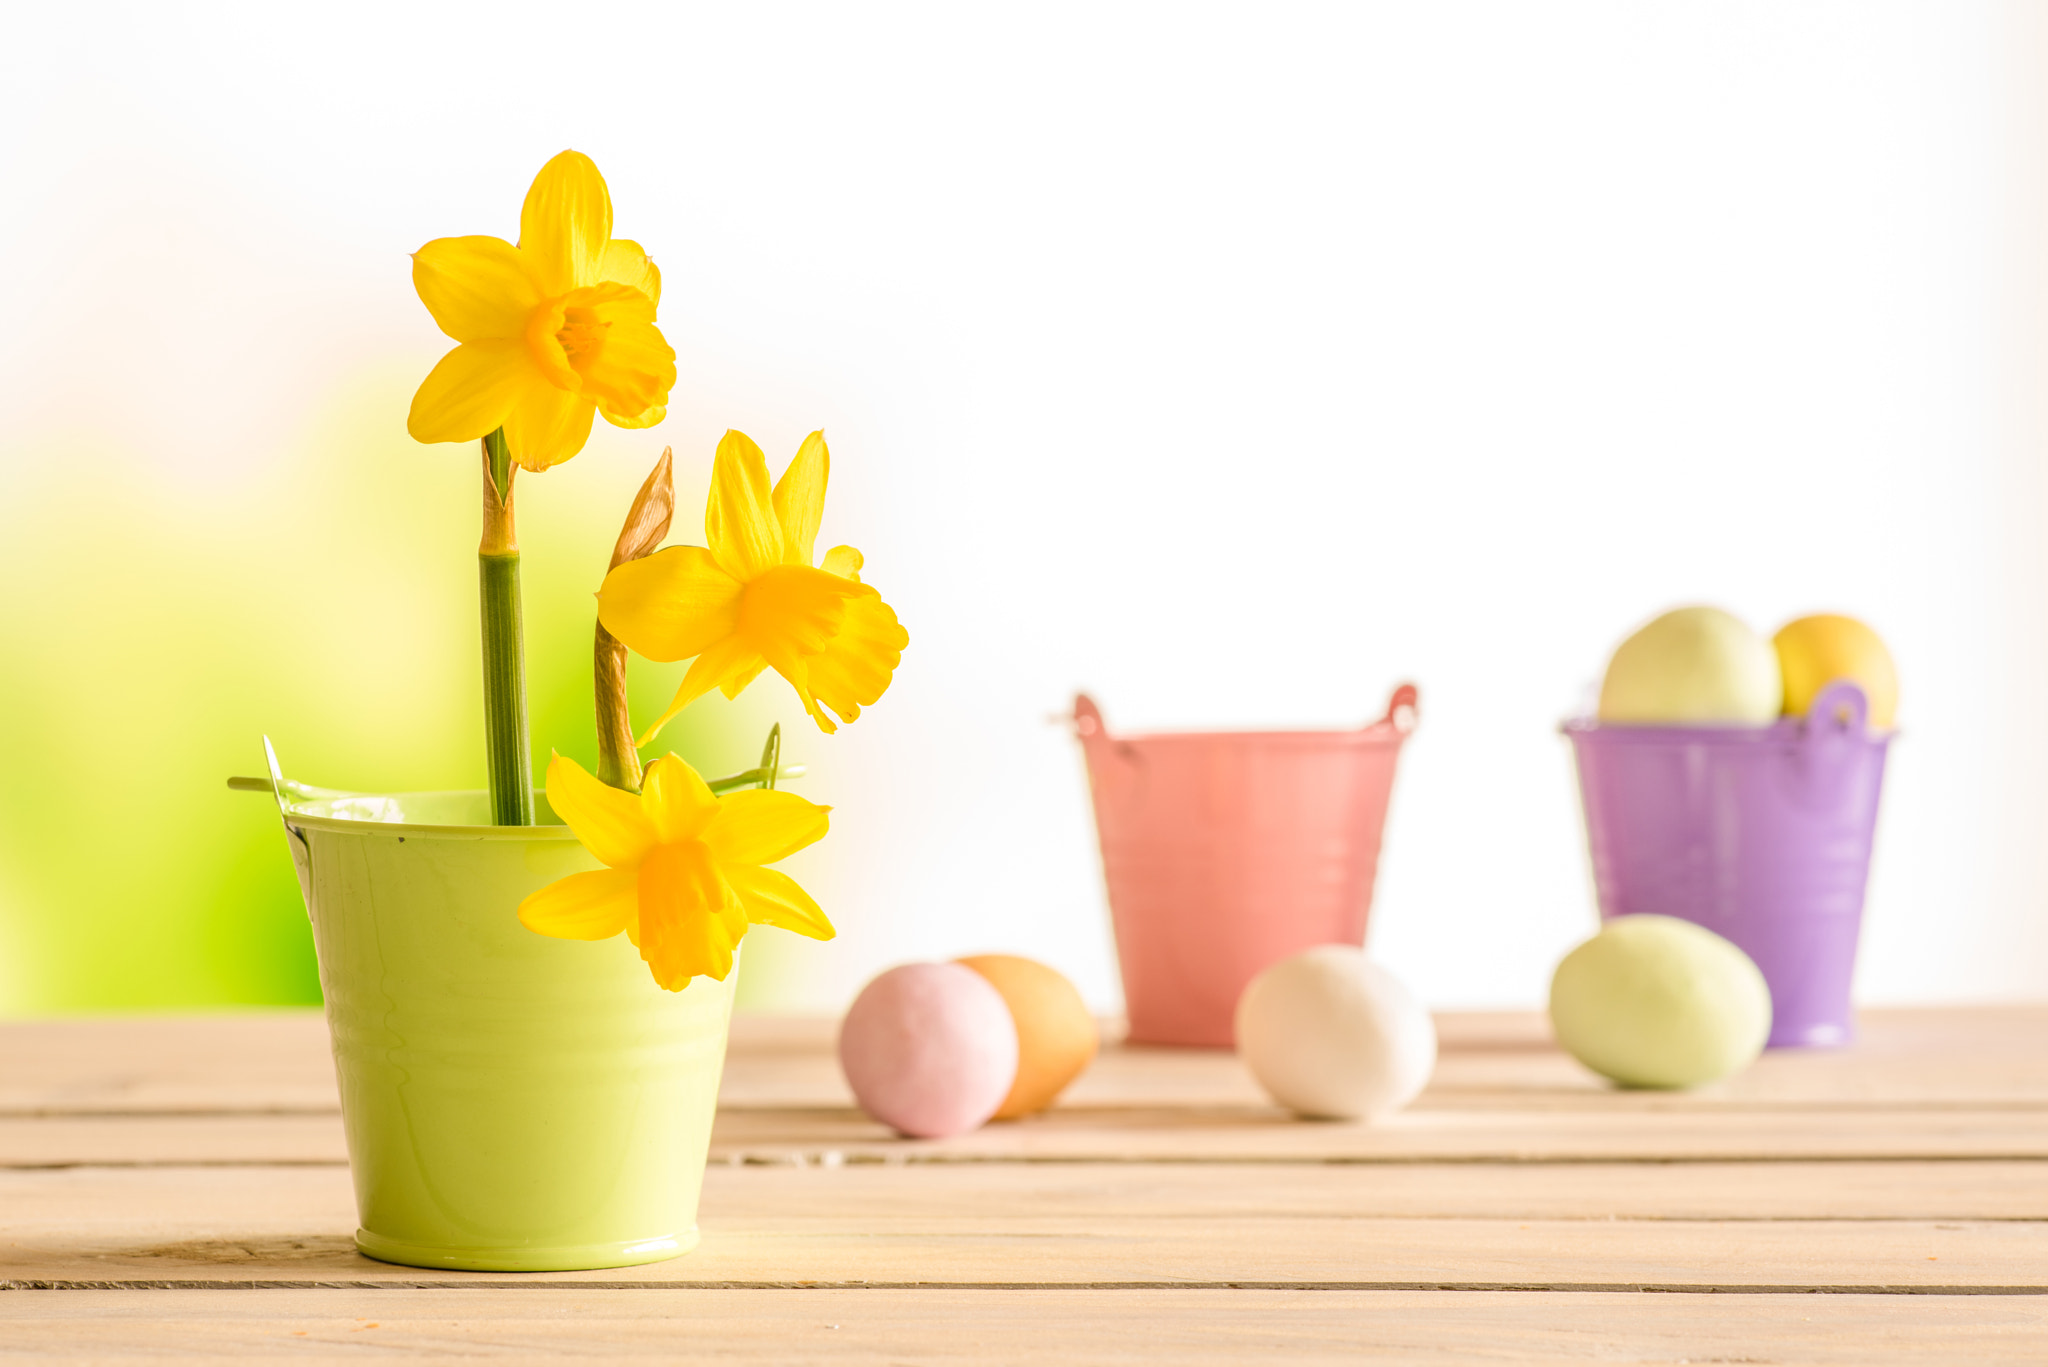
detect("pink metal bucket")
[1073,686,1420,1047]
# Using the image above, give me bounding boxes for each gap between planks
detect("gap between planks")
[6,1279,2048,1295]
[1,1288,2044,1366]
[14,1156,2048,1173]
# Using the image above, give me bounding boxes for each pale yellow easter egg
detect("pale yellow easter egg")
[957,954,1099,1119]
[1773,614,1898,729]
[1598,606,1782,724]
[1549,915,1772,1090]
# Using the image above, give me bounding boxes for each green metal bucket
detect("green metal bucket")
[273,785,735,1272]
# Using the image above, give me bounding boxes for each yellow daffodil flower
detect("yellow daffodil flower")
[519,752,834,991]
[407,150,677,472]
[597,429,908,740]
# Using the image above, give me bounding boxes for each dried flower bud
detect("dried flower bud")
[596,448,676,791]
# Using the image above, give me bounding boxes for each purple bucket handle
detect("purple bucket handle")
[1806,678,1870,732]
[1787,681,1872,812]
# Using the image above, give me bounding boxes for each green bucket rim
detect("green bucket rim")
[283,789,580,841]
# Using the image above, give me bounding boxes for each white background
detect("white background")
[4,1,2043,1012]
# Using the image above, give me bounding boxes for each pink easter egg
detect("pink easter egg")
[838,963,1020,1138]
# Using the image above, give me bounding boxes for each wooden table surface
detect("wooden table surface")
[2,1007,2044,1362]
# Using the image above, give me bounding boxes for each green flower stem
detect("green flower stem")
[705,726,786,794]
[479,430,534,826]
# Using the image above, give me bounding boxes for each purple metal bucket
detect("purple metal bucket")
[1562,680,1891,1049]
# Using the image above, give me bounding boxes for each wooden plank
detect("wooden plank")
[6,1157,2048,1230]
[2,1164,2043,1290]
[7,1008,2046,1116]
[0,1116,347,1168]
[0,1288,2044,1364]
[0,1014,336,1116]
[3,1207,2045,1292]
[11,1102,2048,1169]
[7,1218,2042,1291]
[694,1158,2048,1222]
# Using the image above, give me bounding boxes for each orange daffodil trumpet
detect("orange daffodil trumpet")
[520,752,835,991]
[598,430,908,741]
[408,151,677,472]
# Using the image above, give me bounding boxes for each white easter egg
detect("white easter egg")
[1234,946,1437,1120]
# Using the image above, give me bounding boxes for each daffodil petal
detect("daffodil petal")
[701,789,831,867]
[706,430,784,580]
[633,635,766,748]
[819,545,863,582]
[636,840,740,989]
[717,655,769,700]
[598,238,660,306]
[518,867,638,940]
[413,235,537,342]
[501,380,597,472]
[520,150,611,297]
[406,340,528,444]
[723,864,835,941]
[641,754,720,844]
[600,401,667,430]
[772,651,838,735]
[544,753,657,868]
[772,431,829,567]
[807,588,908,728]
[583,282,657,325]
[599,546,743,663]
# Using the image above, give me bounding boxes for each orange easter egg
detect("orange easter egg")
[956,954,1099,1119]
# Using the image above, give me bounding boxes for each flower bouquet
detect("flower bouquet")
[237,152,905,1271]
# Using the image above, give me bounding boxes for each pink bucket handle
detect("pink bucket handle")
[1072,692,1136,767]
[1373,683,1421,737]
[1072,694,1143,794]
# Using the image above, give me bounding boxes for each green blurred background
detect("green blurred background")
[0,365,789,1015]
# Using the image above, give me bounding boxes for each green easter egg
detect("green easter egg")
[1549,915,1772,1089]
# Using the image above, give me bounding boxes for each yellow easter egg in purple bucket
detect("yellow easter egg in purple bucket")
[1773,613,1899,730]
